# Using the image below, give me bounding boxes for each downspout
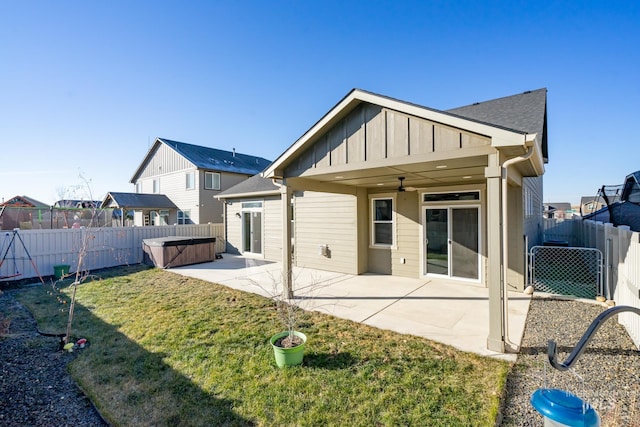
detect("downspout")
[501,141,535,352]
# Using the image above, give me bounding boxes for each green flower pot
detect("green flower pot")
[270,331,307,368]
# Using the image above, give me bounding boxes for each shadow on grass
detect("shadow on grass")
[304,351,357,369]
[19,277,255,427]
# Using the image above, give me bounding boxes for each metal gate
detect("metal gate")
[529,246,603,299]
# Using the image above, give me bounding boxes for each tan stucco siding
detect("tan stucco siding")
[293,191,357,274]
[285,103,491,176]
[392,191,420,278]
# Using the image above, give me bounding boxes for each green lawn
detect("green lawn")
[15,265,510,426]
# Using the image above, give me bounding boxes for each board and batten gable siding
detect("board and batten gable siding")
[286,103,491,176]
[293,191,358,274]
[137,143,195,179]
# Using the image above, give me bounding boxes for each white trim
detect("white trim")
[422,204,482,283]
[369,193,396,249]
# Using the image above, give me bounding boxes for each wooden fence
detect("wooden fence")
[0,224,226,282]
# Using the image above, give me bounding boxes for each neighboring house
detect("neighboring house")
[129,138,271,225]
[53,199,102,209]
[219,88,548,353]
[101,192,177,227]
[583,170,640,231]
[579,196,607,217]
[0,195,50,230]
[544,202,574,219]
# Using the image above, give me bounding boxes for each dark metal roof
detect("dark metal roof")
[447,89,548,161]
[217,173,280,198]
[158,138,272,175]
[101,192,177,209]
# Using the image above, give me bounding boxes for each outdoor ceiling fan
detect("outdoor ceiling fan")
[397,177,417,192]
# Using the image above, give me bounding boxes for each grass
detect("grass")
[15,265,510,426]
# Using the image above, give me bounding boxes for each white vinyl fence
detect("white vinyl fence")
[0,224,226,282]
[543,218,640,349]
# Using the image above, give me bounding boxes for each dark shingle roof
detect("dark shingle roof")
[101,192,177,209]
[158,138,272,175]
[1,195,49,208]
[217,173,280,198]
[447,89,548,161]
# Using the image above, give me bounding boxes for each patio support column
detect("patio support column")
[281,181,293,299]
[485,153,505,353]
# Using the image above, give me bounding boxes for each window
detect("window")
[158,210,169,225]
[178,210,191,225]
[205,172,220,190]
[150,211,158,225]
[186,172,195,190]
[153,179,160,194]
[371,197,394,246]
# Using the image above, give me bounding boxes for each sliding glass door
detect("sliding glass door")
[425,206,479,280]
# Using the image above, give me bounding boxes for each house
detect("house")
[219,88,548,353]
[128,138,271,225]
[53,199,102,209]
[0,195,50,230]
[579,195,607,217]
[544,202,574,219]
[101,192,178,227]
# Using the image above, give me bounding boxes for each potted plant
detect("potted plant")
[269,292,307,367]
[247,271,308,368]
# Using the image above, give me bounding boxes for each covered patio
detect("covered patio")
[170,254,531,361]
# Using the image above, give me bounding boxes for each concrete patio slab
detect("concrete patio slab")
[171,254,531,362]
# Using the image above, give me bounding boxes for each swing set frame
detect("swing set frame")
[0,229,45,284]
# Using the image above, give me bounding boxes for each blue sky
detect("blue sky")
[1,1,638,205]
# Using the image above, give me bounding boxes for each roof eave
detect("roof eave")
[263,89,533,179]
[217,189,281,200]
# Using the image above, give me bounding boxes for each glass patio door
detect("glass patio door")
[425,207,479,280]
[242,211,262,254]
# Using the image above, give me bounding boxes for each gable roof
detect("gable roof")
[0,195,49,208]
[54,199,102,208]
[263,88,544,179]
[217,173,280,199]
[446,88,548,162]
[131,138,272,183]
[101,192,177,209]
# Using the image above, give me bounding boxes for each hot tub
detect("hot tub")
[142,236,216,268]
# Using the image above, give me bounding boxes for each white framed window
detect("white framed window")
[205,172,220,190]
[178,210,191,225]
[371,196,395,247]
[153,179,160,194]
[186,172,195,190]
